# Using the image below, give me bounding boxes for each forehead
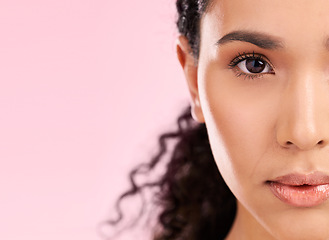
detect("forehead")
[201,0,329,48]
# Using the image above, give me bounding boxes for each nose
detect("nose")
[276,70,329,151]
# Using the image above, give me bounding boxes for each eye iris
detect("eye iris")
[245,59,265,73]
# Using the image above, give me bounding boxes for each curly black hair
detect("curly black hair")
[106,1,236,239]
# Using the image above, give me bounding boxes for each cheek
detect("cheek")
[198,64,279,195]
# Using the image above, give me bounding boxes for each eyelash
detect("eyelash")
[228,52,274,80]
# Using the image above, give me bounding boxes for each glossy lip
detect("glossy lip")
[267,172,329,207]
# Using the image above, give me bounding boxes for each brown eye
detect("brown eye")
[237,58,272,74]
[245,59,265,73]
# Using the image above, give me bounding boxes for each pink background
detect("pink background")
[0,0,189,239]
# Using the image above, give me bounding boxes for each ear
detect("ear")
[176,35,205,123]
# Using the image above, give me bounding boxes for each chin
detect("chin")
[265,207,329,240]
[275,229,329,240]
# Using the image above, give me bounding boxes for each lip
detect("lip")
[267,172,329,207]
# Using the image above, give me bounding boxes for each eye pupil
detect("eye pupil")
[246,59,265,73]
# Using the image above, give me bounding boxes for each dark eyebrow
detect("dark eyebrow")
[216,30,284,49]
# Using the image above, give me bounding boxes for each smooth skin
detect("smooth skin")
[177,0,329,239]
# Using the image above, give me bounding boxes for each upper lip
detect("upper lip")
[269,172,329,186]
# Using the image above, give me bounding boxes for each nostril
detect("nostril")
[280,139,326,149]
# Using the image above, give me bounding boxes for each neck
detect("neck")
[225,202,276,240]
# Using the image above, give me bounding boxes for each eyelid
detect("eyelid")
[228,51,274,69]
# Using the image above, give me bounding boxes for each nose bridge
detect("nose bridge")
[277,69,328,150]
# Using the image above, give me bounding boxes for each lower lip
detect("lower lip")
[268,182,329,207]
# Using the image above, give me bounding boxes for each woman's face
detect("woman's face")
[179,0,329,239]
